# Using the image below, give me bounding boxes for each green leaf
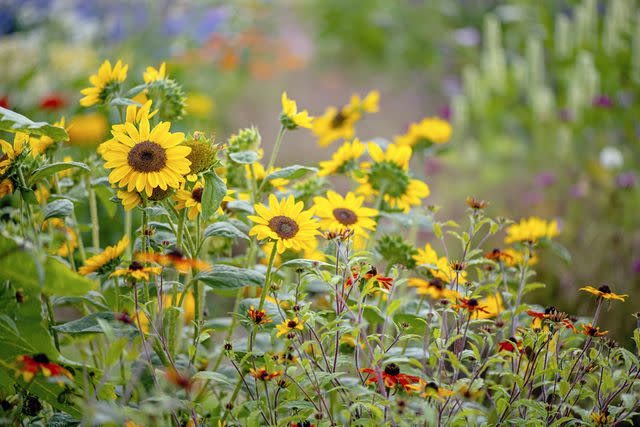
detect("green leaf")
[203,221,249,241]
[201,170,227,219]
[43,199,74,221]
[0,107,68,141]
[0,234,97,296]
[193,265,264,294]
[229,150,260,164]
[192,371,233,386]
[109,97,140,107]
[53,312,136,336]
[263,165,317,181]
[548,240,571,264]
[277,258,332,271]
[30,162,90,185]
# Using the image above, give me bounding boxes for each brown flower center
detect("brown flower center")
[191,187,203,203]
[384,363,400,376]
[287,320,298,328]
[268,216,299,239]
[598,285,611,294]
[467,298,479,308]
[33,353,50,364]
[129,261,144,271]
[331,111,347,128]
[429,278,444,290]
[332,208,358,225]
[127,141,167,173]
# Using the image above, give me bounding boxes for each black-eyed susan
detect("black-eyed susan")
[421,381,455,400]
[312,190,378,247]
[248,194,320,254]
[361,363,421,392]
[137,249,210,273]
[318,139,366,177]
[101,116,191,197]
[275,317,304,337]
[452,297,490,315]
[143,62,167,84]
[474,294,504,320]
[497,337,523,353]
[249,367,283,381]
[395,117,452,151]
[79,59,128,107]
[0,132,28,175]
[280,92,312,129]
[312,91,378,147]
[581,323,608,337]
[356,143,429,213]
[78,236,129,276]
[579,285,628,302]
[504,217,558,244]
[246,163,289,192]
[276,351,298,365]
[16,354,73,383]
[247,305,272,326]
[111,261,162,282]
[413,243,464,283]
[408,277,460,301]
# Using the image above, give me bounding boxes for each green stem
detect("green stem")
[124,210,132,259]
[263,126,286,179]
[43,294,60,351]
[86,175,100,251]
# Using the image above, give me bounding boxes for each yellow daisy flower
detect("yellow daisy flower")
[174,181,235,220]
[245,163,289,192]
[413,243,465,283]
[98,101,157,155]
[275,316,304,337]
[280,92,313,129]
[408,277,460,301]
[579,285,628,302]
[356,143,430,213]
[473,293,504,319]
[312,91,379,147]
[80,59,128,107]
[111,261,162,282]
[312,191,378,247]
[78,236,129,276]
[504,217,558,244]
[318,139,366,177]
[101,117,191,197]
[0,178,13,198]
[248,194,320,254]
[395,117,452,150]
[30,117,66,156]
[143,62,167,83]
[116,190,142,211]
[0,132,28,174]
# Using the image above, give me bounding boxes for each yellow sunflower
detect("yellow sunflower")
[395,117,452,150]
[98,101,157,156]
[280,92,313,129]
[101,116,191,197]
[78,236,129,276]
[312,191,377,247]
[312,91,379,147]
[248,194,319,254]
[246,163,289,192]
[356,143,430,213]
[143,62,167,83]
[174,181,235,220]
[318,139,366,177]
[413,243,465,283]
[80,59,128,107]
[30,117,66,156]
[116,190,143,211]
[504,217,558,244]
[0,132,28,174]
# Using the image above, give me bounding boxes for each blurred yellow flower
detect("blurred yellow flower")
[42,218,77,257]
[30,117,66,156]
[312,91,378,147]
[413,243,465,283]
[504,217,558,244]
[143,62,167,83]
[68,113,108,146]
[318,139,366,177]
[78,236,129,276]
[395,117,452,149]
[185,93,215,118]
[0,178,13,198]
[80,59,128,107]
[246,163,289,192]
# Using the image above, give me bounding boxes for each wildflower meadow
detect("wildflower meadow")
[1,1,639,426]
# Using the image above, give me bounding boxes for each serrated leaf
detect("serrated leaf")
[30,162,90,184]
[203,222,249,241]
[43,199,74,220]
[201,170,227,219]
[229,150,259,164]
[264,165,317,181]
[0,107,68,141]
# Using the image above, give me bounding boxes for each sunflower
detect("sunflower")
[356,143,430,213]
[504,217,558,244]
[312,91,378,147]
[318,139,366,177]
[579,285,628,302]
[143,62,167,83]
[248,194,319,254]
[99,101,156,159]
[173,181,235,220]
[78,236,129,276]
[361,363,421,392]
[246,162,290,192]
[80,59,128,107]
[101,116,191,197]
[395,117,452,150]
[111,261,162,282]
[413,243,465,283]
[30,117,66,156]
[116,190,143,211]
[0,132,28,175]
[421,382,455,400]
[312,191,378,247]
[280,92,313,129]
[275,316,304,337]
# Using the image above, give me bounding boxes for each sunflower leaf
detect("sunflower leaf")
[43,199,74,221]
[229,150,260,164]
[0,107,68,141]
[203,222,249,241]
[264,165,317,181]
[30,162,91,185]
[201,170,226,218]
[193,265,264,295]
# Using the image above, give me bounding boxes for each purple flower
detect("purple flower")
[633,259,640,274]
[570,182,588,199]
[535,171,556,188]
[616,172,637,189]
[438,105,452,121]
[593,95,614,108]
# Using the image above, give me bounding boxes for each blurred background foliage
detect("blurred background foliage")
[1,0,639,339]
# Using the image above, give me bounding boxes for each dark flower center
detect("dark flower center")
[588,327,598,336]
[331,111,348,128]
[33,353,50,364]
[384,363,400,376]
[129,261,144,271]
[191,187,203,203]
[167,248,185,259]
[425,381,439,391]
[268,216,299,239]
[544,306,557,315]
[598,285,611,294]
[430,278,444,290]
[467,298,478,308]
[128,141,167,173]
[287,320,298,328]
[333,208,358,225]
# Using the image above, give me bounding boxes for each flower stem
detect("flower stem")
[86,175,100,251]
[263,126,286,181]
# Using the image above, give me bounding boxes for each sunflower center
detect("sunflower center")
[268,216,299,239]
[331,111,348,128]
[598,285,611,294]
[384,363,400,376]
[128,141,167,173]
[191,187,203,203]
[332,208,358,225]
